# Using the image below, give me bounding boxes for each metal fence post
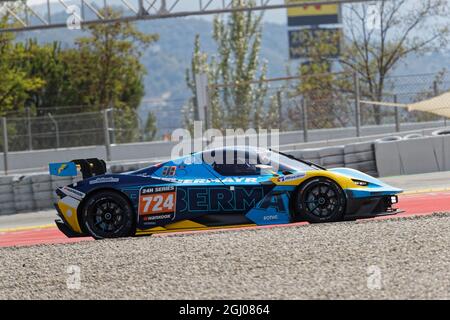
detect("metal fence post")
[138,0,145,16]
[2,117,8,175]
[48,113,60,149]
[354,72,361,137]
[302,98,308,143]
[434,80,447,127]
[103,109,112,161]
[109,101,116,144]
[26,107,32,150]
[195,73,209,129]
[134,109,144,142]
[394,94,400,132]
[205,83,212,131]
[277,91,283,130]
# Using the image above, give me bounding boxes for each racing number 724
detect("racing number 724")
[140,192,175,215]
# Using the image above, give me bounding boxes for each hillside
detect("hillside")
[14,13,450,133]
[17,16,290,100]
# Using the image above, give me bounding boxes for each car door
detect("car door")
[209,149,275,215]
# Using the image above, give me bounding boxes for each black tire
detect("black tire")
[81,191,136,239]
[294,178,346,223]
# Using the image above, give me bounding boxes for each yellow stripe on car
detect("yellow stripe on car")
[57,196,83,234]
[136,221,256,235]
[272,171,363,190]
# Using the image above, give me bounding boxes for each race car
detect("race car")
[49,147,402,239]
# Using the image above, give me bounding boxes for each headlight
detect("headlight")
[352,179,369,186]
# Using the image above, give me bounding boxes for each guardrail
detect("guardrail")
[1,121,446,174]
[375,130,450,176]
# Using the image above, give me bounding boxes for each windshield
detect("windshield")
[201,148,318,176]
[260,150,318,173]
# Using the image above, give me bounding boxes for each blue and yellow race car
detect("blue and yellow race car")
[49,147,402,239]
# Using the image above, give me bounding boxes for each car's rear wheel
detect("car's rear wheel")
[81,191,135,239]
[294,178,346,223]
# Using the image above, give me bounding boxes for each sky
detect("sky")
[25,0,289,24]
[14,0,432,29]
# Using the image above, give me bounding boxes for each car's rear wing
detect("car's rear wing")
[49,158,107,179]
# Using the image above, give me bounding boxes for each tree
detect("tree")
[12,39,74,113]
[185,0,268,130]
[184,34,210,133]
[290,29,353,129]
[341,0,449,124]
[0,7,159,150]
[261,93,283,130]
[73,8,158,110]
[281,28,353,131]
[144,111,158,141]
[0,17,44,116]
[60,8,159,143]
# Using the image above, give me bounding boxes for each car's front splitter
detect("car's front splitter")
[345,190,401,219]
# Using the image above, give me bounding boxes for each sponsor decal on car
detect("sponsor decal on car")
[89,177,120,185]
[150,177,259,184]
[162,166,177,176]
[139,185,177,224]
[60,186,85,200]
[143,214,173,221]
[277,172,306,182]
[263,214,279,221]
[176,186,265,213]
[222,177,259,184]
[151,176,178,183]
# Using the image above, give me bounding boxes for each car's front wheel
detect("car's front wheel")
[294,178,346,223]
[81,191,135,239]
